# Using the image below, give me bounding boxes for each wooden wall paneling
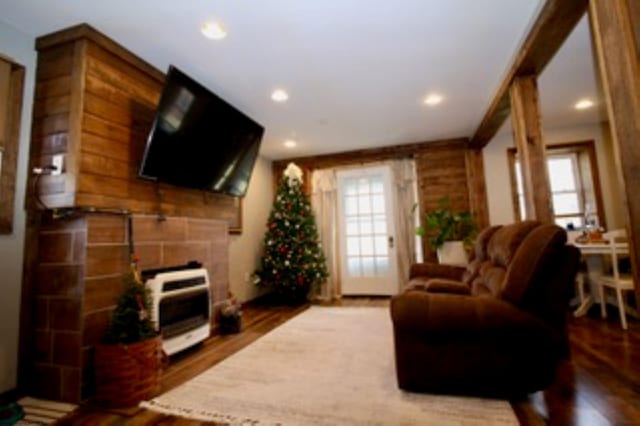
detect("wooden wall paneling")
[274,138,467,171]
[589,0,640,301]
[272,138,469,195]
[464,148,490,230]
[415,145,470,259]
[0,59,25,233]
[27,42,75,211]
[29,24,242,230]
[470,0,588,148]
[509,75,554,223]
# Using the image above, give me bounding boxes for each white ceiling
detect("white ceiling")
[0,0,603,160]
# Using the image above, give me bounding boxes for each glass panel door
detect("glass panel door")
[337,166,398,295]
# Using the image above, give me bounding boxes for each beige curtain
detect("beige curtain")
[310,169,341,300]
[389,159,419,290]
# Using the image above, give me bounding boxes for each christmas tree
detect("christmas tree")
[103,255,157,344]
[254,163,328,302]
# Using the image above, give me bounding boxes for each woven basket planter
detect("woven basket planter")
[94,336,162,408]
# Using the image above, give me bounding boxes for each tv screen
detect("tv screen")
[139,66,264,197]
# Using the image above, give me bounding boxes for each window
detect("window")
[508,141,606,230]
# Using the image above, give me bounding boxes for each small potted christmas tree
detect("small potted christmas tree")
[253,163,328,303]
[94,255,162,408]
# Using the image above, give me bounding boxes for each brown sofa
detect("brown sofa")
[390,221,580,397]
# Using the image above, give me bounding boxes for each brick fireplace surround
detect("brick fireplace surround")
[28,212,228,402]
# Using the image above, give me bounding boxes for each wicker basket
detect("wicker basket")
[94,337,162,408]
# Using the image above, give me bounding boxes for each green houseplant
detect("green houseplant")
[417,197,477,265]
[94,255,162,408]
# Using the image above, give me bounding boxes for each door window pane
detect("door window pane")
[374,236,388,256]
[348,257,361,276]
[344,178,357,195]
[358,196,371,214]
[360,236,375,256]
[373,214,386,234]
[345,196,358,215]
[361,257,375,275]
[372,194,385,214]
[346,237,360,256]
[346,217,359,235]
[357,178,369,194]
[370,178,383,194]
[359,217,373,234]
[375,257,389,274]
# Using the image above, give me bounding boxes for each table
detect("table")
[572,241,629,317]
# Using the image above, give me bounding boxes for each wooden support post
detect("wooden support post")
[465,148,490,230]
[509,75,554,223]
[589,0,640,301]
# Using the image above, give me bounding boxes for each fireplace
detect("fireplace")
[146,268,212,355]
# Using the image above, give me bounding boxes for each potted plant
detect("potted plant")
[417,197,477,265]
[94,255,162,408]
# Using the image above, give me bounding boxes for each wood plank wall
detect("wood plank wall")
[27,211,229,403]
[23,24,236,403]
[273,138,489,259]
[28,24,240,229]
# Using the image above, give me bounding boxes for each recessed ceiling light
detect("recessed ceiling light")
[423,93,444,106]
[574,98,594,110]
[283,139,297,148]
[271,89,289,102]
[201,21,227,40]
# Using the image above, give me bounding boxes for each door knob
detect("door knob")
[388,236,394,249]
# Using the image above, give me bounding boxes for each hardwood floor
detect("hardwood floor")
[53,299,640,425]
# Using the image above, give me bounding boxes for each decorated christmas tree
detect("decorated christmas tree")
[254,163,328,302]
[103,255,157,344]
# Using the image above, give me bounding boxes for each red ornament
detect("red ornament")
[296,275,305,286]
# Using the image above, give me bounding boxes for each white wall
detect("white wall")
[0,22,36,393]
[483,121,626,229]
[228,156,273,303]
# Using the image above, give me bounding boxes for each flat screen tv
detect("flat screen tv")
[139,66,264,197]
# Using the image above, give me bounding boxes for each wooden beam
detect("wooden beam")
[509,75,554,223]
[589,0,640,301]
[470,0,589,148]
[272,137,468,172]
[464,148,490,230]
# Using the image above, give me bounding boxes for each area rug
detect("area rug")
[141,307,518,425]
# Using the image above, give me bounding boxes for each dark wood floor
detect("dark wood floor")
[55,298,640,425]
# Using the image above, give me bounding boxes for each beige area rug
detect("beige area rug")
[141,307,518,425]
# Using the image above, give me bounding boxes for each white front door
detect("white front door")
[337,166,398,295]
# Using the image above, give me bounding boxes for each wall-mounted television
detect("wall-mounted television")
[139,66,264,197]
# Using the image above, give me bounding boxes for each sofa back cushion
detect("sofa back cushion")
[468,221,540,297]
[500,224,567,305]
[487,221,540,267]
[462,225,501,287]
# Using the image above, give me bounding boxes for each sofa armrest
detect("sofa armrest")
[409,262,466,281]
[407,279,471,295]
[391,291,553,338]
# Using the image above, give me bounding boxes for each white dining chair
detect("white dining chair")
[598,229,635,330]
